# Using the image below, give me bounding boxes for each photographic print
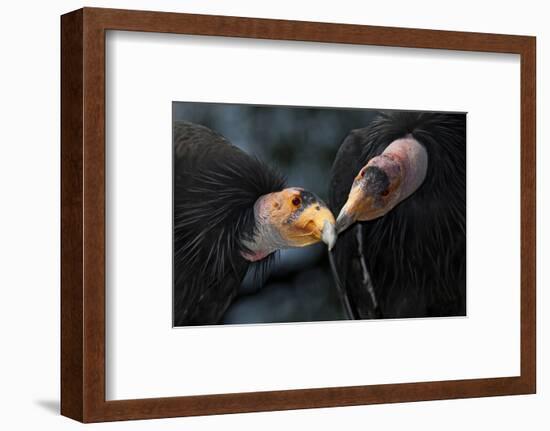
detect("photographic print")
[173,103,466,327]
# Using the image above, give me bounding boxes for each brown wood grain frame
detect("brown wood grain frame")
[61,7,536,423]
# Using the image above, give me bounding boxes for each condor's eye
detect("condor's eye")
[291,197,301,207]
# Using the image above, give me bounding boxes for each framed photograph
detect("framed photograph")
[61,7,536,422]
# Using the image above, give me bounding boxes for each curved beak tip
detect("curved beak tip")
[321,220,337,251]
[335,211,354,234]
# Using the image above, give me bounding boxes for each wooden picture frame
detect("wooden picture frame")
[61,7,536,423]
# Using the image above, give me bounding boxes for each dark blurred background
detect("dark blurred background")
[173,102,378,324]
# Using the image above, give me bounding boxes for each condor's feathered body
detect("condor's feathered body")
[329,112,466,318]
[173,121,285,326]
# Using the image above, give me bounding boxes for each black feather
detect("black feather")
[173,121,286,326]
[329,111,466,318]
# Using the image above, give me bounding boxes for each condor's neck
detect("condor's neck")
[240,195,286,262]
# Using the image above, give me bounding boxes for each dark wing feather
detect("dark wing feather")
[329,129,380,318]
[329,129,366,216]
[173,121,286,326]
[329,112,466,319]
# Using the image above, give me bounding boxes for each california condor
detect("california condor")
[174,121,337,326]
[329,111,466,319]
